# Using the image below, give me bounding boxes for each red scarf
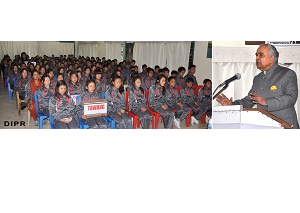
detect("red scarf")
[30,79,42,96]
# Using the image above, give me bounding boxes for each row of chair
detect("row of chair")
[126,85,206,129]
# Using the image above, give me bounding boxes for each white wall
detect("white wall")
[193,41,212,85]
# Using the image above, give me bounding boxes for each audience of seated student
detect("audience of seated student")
[105,75,132,129]
[139,64,148,80]
[171,70,178,78]
[165,76,190,129]
[49,80,79,129]
[163,67,170,79]
[25,70,43,126]
[15,68,31,110]
[94,69,107,96]
[76,80,107,129]
[68,71,84,96]
[176,66,186,87]
[8,64,20,90]
[128,76,152,129]
[153,65,160,80]
[1,52,212,128]
[142,67,156,90]
[180,77,206,125]
[38,75,55,117]
[198,79,212,118]
[148,75,175,129]
[184,64,198,86]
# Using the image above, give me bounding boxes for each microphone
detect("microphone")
[219,73,241,86]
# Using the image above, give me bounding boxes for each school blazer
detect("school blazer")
[233,63,299,128]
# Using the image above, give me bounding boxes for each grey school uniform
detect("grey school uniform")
[148,84,174,129]
[95,79,107,96]
[180,86,207,120]
[8,70,20,89]
[68,82,84,96]
[139,71,147,80]
[184,73,198,86]
[198,87,212,117]
[176,76,185,87]
[76,91,106,129]
[15,77,31,100]
[102,71,110,82]
[142,77,156,90]
[49,94,79,129]
[128,87,152,129]
[166,87,190,121]
[105,87,132,129]
[38,85,55,117]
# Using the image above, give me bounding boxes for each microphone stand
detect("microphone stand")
[213,83,229,100]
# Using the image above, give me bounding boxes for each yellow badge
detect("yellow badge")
[270,85,277,91]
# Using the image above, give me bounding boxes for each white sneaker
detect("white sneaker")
[191,116,199,125]
[174,118,181,129]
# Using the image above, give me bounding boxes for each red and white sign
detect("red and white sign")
[84,100,107,117]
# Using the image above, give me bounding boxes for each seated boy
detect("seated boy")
[166,76,190,129]
[180,77,206,125]
[198,79,212,119]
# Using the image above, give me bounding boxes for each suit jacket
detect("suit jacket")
[233,63,299,129]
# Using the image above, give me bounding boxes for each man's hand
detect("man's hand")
[216,93,233,106]
[249,93,267,106]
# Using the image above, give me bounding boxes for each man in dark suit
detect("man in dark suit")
[216,44,299,129]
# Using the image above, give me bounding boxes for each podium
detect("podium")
[213,105,293,129]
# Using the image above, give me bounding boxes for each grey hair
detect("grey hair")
[259,44,279,63]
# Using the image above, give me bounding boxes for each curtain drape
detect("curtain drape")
[105,42,122,62]
[133,42,191,70]
[133,42,167,69]
[213,62,300,124]
[0,41,74,58]
[165,42,191,71]
[78,43,105,58]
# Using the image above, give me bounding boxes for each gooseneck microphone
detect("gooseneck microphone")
[219,73,241,86]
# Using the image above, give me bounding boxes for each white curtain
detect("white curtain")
[213,62,300,124]
[105,42,122,61]
[38,42,74,56]
[0,41,74,58]
[133,42,167,69]
[78,43,105,58]
[165,42,191,71]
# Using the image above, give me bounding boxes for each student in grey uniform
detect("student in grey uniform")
[102,64,110,83]
[38,75,55,117]
[49,80,79,129]
[76,80,107,129]
[180,77,207,125]
[94,69,107,97]
[153,65,160,80]
[139,64,148,80]
[176,67,186,87]
[53,73,64,89]
[8,64,20,90]
[68,71,84,96]
[198,79,212,118]
[184,65,198,86]
[105,75,132,129]
[129,76,152,129]
[166,76,190,129]
[15,68,31,110]
[142,67,156,90]
[148,75,175,129]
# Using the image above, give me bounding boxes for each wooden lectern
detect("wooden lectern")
[213,105,293,129]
